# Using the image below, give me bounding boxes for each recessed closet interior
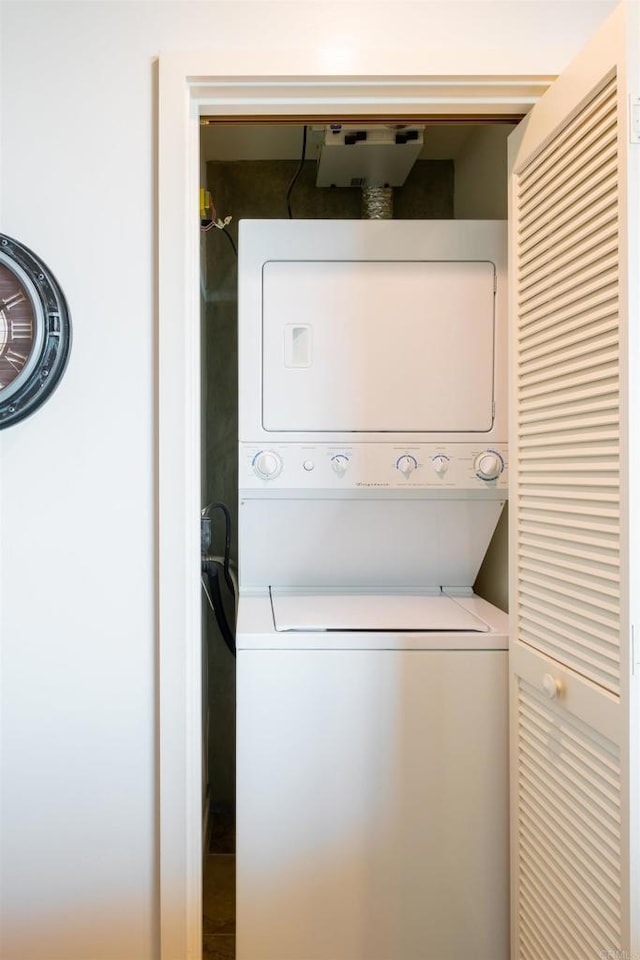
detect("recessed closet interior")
[199,117,516,836]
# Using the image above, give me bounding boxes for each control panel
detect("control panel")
[240,442,507,491]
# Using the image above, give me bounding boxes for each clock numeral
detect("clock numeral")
[10,319,33,340]
[4,348,27,372]
[2,291,26,311]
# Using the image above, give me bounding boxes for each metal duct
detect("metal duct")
[361,186,393,219]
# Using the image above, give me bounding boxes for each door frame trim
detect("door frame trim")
[157,58,551,959]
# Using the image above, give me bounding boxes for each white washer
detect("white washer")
[236,589,508,960]
[236,219,509,960]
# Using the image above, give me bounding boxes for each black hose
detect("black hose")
[204,501,234,597]
[204,559,236,657]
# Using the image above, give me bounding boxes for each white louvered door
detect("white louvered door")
[508,4,639,958]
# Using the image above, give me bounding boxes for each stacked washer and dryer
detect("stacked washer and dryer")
[236,219,509,960]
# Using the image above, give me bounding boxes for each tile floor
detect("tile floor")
[203,808,236,960]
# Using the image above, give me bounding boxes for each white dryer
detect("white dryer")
[236,219,509,960]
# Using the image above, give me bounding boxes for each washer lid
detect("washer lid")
[270,590,490,633]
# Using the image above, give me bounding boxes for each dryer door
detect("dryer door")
[262,258,496,433]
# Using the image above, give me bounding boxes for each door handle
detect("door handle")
[542,673,563,700]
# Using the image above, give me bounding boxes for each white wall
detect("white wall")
[455,125,514,219]
[0,2,618,958]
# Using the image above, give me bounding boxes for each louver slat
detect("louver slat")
[520,368,617,402]
[519,152,617,238]
[519,266,617,331]
[519,209,616,278]
[518,80,616,195]
[519,533,619,577]
[521,316,617,365]
[515,76,620,691]
[519,230,617,299]
[519,190,616,265]
[520,400,618,427]
[518,168,617,260]
[520,293,617,345]
[519,556,619,599]
[516,682,623,958]
[520,316,618,354]
[521,210,618,286]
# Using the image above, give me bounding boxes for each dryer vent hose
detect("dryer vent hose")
[361,185,393,219]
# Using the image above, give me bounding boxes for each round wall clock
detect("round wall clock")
[0,233,71,429]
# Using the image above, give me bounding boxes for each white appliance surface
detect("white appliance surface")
[236,592,509,960]
[262,259,495,433]
[238,440,508,491]
[237,589,508,652]
[270,588,490,632]
[236,219,509,960]
[238,219,507,446]
[239,496,506,591]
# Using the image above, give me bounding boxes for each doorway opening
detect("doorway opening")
[198,116,516,959]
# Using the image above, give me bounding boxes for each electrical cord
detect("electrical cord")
[205,554,238,618]
[202,501,234,596]
[201,501,236,656]
[201,222,237,256]
[202,559,236,657]
[221,228,237,257]
[286,125,307,218]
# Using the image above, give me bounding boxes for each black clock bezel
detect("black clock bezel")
[0,234,72,429]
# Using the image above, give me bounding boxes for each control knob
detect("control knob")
[331,454,350,477]
[253,450,283,480]
[396,454,418,478]
[474,450,504,482]
[432,454,450,477]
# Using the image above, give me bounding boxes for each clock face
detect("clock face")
[0,235,71,429]
[0,263,39,399]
